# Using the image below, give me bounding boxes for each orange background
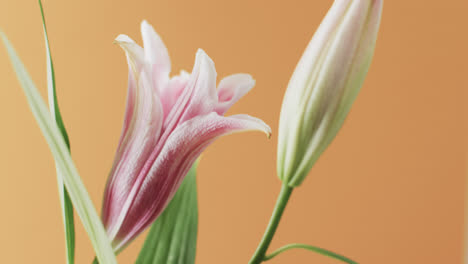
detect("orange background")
[0,0,466,263]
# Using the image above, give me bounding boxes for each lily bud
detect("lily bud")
[277,0,383,186]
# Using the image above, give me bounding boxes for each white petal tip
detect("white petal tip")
[141,20,152,30]
[253,119,272,139]
[243,116,272,139]
[196,49,215,66]
[195,48,207,58]
[140,20,156,38]
[234,73,255,85]
[179,69,190,76]
[263,126,272,139]
[244,75,256,88]
[114,34,133,45]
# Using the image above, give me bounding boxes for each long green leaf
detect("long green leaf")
[0,33,117,264]
[136,162,199,264]
[264,243,358,264]
[38,1,75,263]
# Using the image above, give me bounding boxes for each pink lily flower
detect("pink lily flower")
[101,21,271,251]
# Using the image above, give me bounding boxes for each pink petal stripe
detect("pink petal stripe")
[102,70,163,234]
[162,49,218,130]
[159,70,190,120]
[111,112,271,250]
[107,50,218,244]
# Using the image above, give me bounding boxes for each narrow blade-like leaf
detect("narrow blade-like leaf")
[0,33,117,264]
[264,243,358,263]
[136,162,199,264]
[38,1,75,263]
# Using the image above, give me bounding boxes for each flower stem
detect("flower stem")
[249,184,294,264]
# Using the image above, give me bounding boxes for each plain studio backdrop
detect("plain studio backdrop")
[0,0,466,263]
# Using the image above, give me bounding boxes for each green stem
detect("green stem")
[248,184,293,264]
[263,243,358,264]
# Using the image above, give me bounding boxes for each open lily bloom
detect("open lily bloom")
[101,21,271,251]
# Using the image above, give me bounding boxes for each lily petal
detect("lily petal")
[141,20,171,95]
[103,70,163,240]
[215,73,255,115]
[163,49,218,129]
[114,34,145,76]
[111,35,146,176]
[141,20,171,74]
[160,70,190,120]
[111,112,271,250]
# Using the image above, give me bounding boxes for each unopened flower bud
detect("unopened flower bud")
[277,0,383,186]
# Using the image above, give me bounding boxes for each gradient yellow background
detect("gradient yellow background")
[0,0,466,263]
